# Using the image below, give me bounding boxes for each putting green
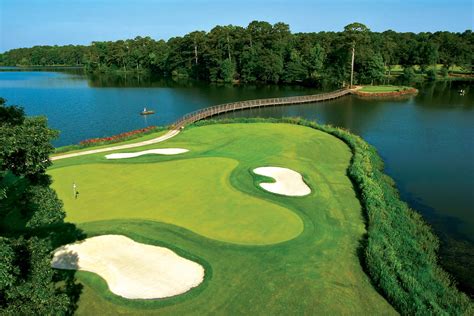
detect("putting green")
[49,122,396,314]
[358,85,412,93]
[49,158,304,245]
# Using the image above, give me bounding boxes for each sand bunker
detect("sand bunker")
[253,166,311,196]
[105,148,188,159]
[51,235,204,299]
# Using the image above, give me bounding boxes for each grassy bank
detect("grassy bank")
[310,120,472,314]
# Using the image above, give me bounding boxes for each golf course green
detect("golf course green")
[358,85,411,93]
[49,122,396,314]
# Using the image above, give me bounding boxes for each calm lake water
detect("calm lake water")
[1,70,473,293]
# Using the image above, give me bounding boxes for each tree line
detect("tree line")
[1,21,473,85]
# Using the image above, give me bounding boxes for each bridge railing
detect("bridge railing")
[171,88,350,129]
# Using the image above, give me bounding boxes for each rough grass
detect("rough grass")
[49,122,396,314]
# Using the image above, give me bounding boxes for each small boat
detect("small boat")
[140,107,155,115]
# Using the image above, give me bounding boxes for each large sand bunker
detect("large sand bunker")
[105,148,188,159]
[51,235,204,299]
[253,167,311,196]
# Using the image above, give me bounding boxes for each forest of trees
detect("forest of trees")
[1,21,473,85]
[0,21,472,315]
[0,98,83,315]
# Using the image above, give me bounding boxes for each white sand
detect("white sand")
[253,166,311,196]
[105,148,189,159]
[51,235,205,299]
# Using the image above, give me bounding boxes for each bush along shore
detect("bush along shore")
[190,117,473,315]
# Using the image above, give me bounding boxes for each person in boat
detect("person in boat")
[143,107,147,112]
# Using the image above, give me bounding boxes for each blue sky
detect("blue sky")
[0,0,472,52]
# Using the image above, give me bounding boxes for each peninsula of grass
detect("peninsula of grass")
[355,85,418,97]
[48,119,472,315]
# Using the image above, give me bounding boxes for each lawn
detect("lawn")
[359,85,411,93]
[49,123,396,314]
[49,158,303,245]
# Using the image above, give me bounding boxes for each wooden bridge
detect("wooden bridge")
[171,88,351,129]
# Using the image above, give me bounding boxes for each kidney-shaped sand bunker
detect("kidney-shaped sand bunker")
[253,166,311,196]
[51,235,204,299]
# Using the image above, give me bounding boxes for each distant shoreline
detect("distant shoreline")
[0,65,83,71]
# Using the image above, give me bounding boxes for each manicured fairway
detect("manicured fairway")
[49,123,396,314]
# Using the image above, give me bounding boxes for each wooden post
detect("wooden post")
[350,45,355,88]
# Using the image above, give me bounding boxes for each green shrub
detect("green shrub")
[426,69,437,81]
[440,67,449,78]
[401,67,416,83]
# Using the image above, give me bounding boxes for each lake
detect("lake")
[0,71,323,146]
[1,70,473,294]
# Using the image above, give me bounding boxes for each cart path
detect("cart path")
[51,129,180,161]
